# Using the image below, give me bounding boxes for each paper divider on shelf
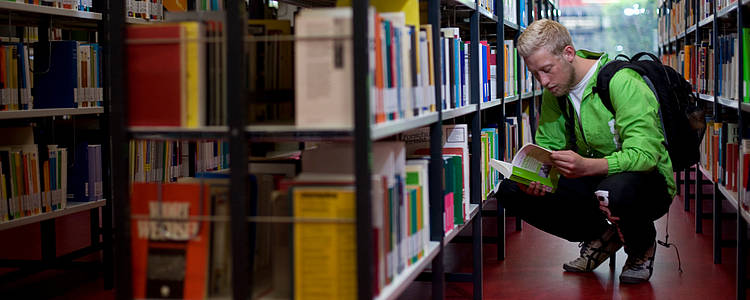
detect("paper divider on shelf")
[444,203,479,244]
[0,199,106,231]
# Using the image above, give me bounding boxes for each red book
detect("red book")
[131,182,210,299]
[126,25,185,127]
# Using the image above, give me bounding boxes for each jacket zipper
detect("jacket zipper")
[572,100,594,157]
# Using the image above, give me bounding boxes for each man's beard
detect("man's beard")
[549,60,576,97]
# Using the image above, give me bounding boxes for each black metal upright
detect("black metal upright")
[737,3,747,299]
[495,0,507,261]
[352,0,374,299]
[92,0,114,289]
[470,3,483,299]
[227,1,250,300]
[428,0,445,298]
[712,0,721,265]
[107,0,130,299]
[513,0,524,233]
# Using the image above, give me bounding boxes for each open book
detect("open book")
[489,143,561,193]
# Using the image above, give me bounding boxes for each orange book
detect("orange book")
[163,0,188,11]
[131,182,210,299]
[374,13,386,124]
[43,161,50,212]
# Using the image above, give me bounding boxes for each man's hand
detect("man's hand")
[518,181,546,197]
[550,150,608,178]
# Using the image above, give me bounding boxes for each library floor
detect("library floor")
[400,182,742,300]
[0,181,742,299]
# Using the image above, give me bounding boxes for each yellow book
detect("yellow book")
[293,186,356,300]
[420,24,435,111]
[180,22,206,128]
[338,0,420,26]
[0,174,6,221]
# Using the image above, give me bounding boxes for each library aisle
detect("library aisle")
[399,184,739,299]
[0,177,740,299]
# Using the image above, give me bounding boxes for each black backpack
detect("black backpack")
[558,52,706,172]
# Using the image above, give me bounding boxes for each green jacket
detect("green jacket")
[536,50,676,198]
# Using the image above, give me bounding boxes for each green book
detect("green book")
[489,143,561,193]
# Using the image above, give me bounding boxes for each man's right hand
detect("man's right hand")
[518,181,546,197]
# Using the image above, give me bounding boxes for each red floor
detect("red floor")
[401,183,743,299]
[0,179,743,299]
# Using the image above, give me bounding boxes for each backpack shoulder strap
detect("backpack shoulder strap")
[593,60,646,116]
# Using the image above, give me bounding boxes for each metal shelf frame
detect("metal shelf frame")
[0,0,114,292]
[667,0,750,297]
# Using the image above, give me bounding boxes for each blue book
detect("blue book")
[460,43,465,105]
[35,41,78,108]
[454,38,460,107]
[395,27,404,119]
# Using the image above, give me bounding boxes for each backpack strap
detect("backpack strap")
[631,52,660,62]
[557,95,577,152]
[592,60,647,116]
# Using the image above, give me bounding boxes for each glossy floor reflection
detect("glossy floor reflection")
[401,176,742,299]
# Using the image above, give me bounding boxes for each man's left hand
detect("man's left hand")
[550,150,608,178]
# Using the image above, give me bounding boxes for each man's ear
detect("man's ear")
[562,45,576,63]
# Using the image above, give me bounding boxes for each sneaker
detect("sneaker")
[563,225,623,272]
[619,241,656,284]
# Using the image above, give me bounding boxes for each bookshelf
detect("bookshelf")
[0,107,103,119]
[373,241,441,300]
[443,104,478,119]
[0,199,106,231]
[0,0,112,292]
[371,113,440,140]
[0,2,101,20]
[108,0,549,299]
[659,0,750,297]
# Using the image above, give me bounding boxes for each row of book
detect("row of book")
[666,43,715,96]
[5,0,92,11]
[657,0,694,45]
[301,140,435,297]
[700,0,713,19]
[697,120,750,213]
[481,126,501,200]
[0,43,32,110]
[716,33,739,101]
[501,0,517,25]
[128,139,229,183]
[0,141,103,223]
[295,8,513,128]
[661,30,750,103]
[127,20,227,127]
[717,0,736,13]
[0,40,104,111]
[126,0,163,21]
[127,8,533,128]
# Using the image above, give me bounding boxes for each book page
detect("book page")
[511,143,554,179]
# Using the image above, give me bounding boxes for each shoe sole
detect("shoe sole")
[619,275,650,284]
[562,264,592,272]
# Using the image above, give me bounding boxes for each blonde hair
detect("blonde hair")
[517,19,573,58]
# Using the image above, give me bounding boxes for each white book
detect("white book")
[443,124,470,223]
[294,7,354,128]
